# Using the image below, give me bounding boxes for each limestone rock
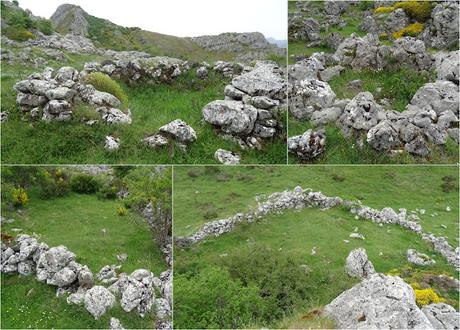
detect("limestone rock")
[104,136,119,151]
[407,249,436,266]
[214,149,240,165]
[422,303,460,329]
[159,119,197,143]
[325,273,433,329]
[203,100,258,135]
[84,286,115,320]
[288,129,326,160]
[345,248,375,279]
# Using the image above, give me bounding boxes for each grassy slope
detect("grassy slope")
[1,191,167,329]
[174,166,459,328]
[173,166,459,245]
[287,2,459,164]
[0,47,286,164]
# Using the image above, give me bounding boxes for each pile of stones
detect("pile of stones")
[288,37,459,160]
[1,234,171,328]
[202,61,286,151]
[175,186,343,247]
[81,53,189,84]
[325,248,459,329]
[14,66,132,123]
[141,119,197,152]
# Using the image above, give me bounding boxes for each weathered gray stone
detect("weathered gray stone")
[159,119,197,143]
[288,129,326,160]
[407,249,436,266]
[325,273,433,329]
[84,286,115,320]
[346,248,375,279]
[422,303,460,329]
[214,149,240,165]
[203,100,258,135]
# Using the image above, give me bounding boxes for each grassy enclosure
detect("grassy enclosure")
[173,166,459,329]
[1,166,171,329]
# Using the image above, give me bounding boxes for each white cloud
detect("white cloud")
[18,0,287,39]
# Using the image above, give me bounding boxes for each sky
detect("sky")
[18,0,287,40]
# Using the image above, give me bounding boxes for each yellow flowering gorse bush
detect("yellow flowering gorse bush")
[393,22,424,39]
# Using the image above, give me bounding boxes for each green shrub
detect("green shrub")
[36,168,70,198]
[3,26,35,41]
[174,267,266,329]
[221,246,313,323]
[359,0,374,11]
[70,174,100,194]
[36,19,53,35]
[97,179,124,199]
[122,167,171,212]
[83,72,128,105]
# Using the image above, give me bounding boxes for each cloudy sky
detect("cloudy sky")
[18,0,287,40]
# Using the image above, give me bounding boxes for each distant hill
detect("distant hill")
[49,3,284,62]
[267,37,288,48]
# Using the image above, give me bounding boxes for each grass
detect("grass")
[328,68,435,113]
[288,121,459,164]
[1,190,167,329]
[173,166,459,246]
[173,166,459,328]
[288,40,333,64]
[0,50,286,164]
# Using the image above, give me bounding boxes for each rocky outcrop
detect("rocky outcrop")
[421,1,460,49]
[26,34,99,54]
[191,32,285,62]
[14,66,131,123]
[50,4,89,36]
[335,34,432,72]
[422,303,460,329]
[202,61,286,149]
[325,274,433,329]
[435,51,459,84]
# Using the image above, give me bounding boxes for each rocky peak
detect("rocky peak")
[50,3,89,36]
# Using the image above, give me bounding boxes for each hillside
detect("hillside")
[173,166,459,329]
[47,3,283,62]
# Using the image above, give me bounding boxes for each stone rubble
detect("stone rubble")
[407,249,436,266]
[1,234,171,321]
[202,61,286,149]
[287,129,326,160]
[14,66,131,123]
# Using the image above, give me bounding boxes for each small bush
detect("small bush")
[414,288,445,307]
[12,187,28,207]
[70,174,100,194]
[394,1,432,22]
[359,0,374,11]
[187,170,200,178]
[97,179,123,199]
[36,19,53,35]
[174,267,265,329]
[222,246,315,323]
[379,33,388,41]
[393,22,424,39]
[3,27,35,41]
[36,169,70,198]
[203,208,218,220]
[116,206,127,216]
[83,72,128,105]
[441,175,457,193]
